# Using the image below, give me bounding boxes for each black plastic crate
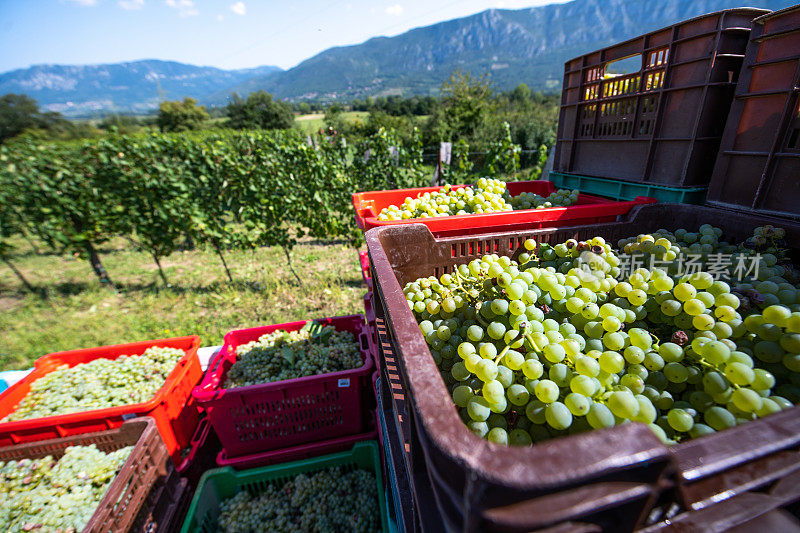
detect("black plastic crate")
[708,5,800,220]
[555,8,767,188]
[366,203,800,532]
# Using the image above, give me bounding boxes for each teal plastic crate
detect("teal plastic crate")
[181,441,389,533]
[549,171,707,204]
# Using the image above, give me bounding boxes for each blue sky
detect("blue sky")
[0,0,571,73]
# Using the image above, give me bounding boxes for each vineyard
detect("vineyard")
[0,125,531,290]
[0,124,534,368]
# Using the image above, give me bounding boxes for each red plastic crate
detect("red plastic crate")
[192,315,374,459]
[216,412,378,470]
[0,336,202,466]
[352,180,656,236]
[359,250,373,290]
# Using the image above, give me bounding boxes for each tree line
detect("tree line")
[0,70,559,158]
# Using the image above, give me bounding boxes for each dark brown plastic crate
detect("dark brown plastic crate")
[708,5,800,220]
[0,417,173,533]
[554,8,768,188]
[366,203,800,532]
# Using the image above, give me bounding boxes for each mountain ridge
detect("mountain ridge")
[1,0,794,116]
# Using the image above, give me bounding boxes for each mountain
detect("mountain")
[242,0,793,100]
[0,60,281,117]
[0,0,795,114]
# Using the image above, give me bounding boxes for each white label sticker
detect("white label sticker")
[338,378,350,388]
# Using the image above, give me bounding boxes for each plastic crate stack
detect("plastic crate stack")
[551,8,770,205]
[355,8,800,526]
[181,316,386,532]
[356,176,663,532]
[0,336,210,532]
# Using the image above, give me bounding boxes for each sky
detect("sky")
[0,0,572,74]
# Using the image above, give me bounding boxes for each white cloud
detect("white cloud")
[385,4,403,16]
[119,0,144,9]
[230,1,246,15]
[165,0,198,17]
[217,13,224,21]
[67,0,98,5]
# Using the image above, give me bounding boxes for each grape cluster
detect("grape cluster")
[507,188,580,210]
[0,444,132,532]
[376,178,578,221]
[2,347,185,422]
[404,227,800,446]
[217,467,380,533]
[224,327,362,388]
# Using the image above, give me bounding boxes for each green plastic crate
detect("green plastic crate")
[549,171,707,204]
[180,441,389,533]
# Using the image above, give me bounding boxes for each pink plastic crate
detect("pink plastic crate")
[215,412,378,470]
[192,315,374,459]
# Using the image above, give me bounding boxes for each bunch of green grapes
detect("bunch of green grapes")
[376,178,579,221]
[224,327,362,388]
[2,347,185,422]
[0,444,132,532]
[404,230,800,447]
[377,178,512,221]
[217,467,380,533]
[506,189,580,210]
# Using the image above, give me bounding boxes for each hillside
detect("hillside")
[0,0,794,114]
[0,60,281,116]
[248,0,791,100]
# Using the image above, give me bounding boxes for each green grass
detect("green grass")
[0,238,367,371]
[294,112,369,134]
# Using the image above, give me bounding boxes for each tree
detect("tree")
[157,97,208,132]
[424,71,496,147]
[226,91,294,130]
[0,94,48,143]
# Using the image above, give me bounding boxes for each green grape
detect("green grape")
[487,427,509,445]
[575,356,600,377]
[509,428,533,446]
[731,388,763,412]
[545,402,573,430]
[704,406,736,430]
[565,393,591,416]
[507,384,530,406]
[535,380,560,403]
[521,359,544,380]
[608,391,639,419]
[667,408,694,432]
[483,380,505,404]
[453,385,474,407]
[724,362,755,386]
[599,351,625,374]
[586,402,615,429]
[664,362,689,383]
